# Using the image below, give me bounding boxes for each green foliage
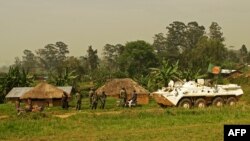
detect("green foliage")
[48,68,79,86]
[148,60,179,91]
[1,101,250,141]
[0,103,16,115]
[152,33,168,53]
[88,68,128,88]
[8,21,246,99]
[239,44,248,64]
[182,37,228,72]
[90,68,111,88]
[0,66,34,103]
[166,21,205,51]
[227,76,250,85]
[178,68,206,81]
[185,22,205,49]
[86,46,99,71]
[166,21,187,49]
[22,49,37,72]
[1,87,250,140]
[102,44,124,72]
[118,40,158,77]
[17,112,50,120]
[133,74,150,89]
[209,22,225,42]
[241,85,250,105]
[64,56,86,80]
[111,71,128,78]
[36,41,69,73]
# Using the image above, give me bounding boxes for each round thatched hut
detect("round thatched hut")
[96,78,150,104]
[20,82,71,107]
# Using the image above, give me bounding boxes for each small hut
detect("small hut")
[96,78,150,104]
[20,82,71,107]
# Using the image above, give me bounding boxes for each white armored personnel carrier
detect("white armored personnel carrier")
[152,79,244,108]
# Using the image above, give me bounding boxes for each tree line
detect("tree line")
[0,21,249,103]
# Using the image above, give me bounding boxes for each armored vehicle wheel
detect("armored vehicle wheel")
[178,98,192,109]
[226,97,237,106]
[194,98,206,108]
[212,97,224,107]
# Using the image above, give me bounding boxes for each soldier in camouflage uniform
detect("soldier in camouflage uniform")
[91,92,98,110]
[99,91,107,109]
[62,92,68,110]
[119,87,127,107]
[75,91,82,111]
[128,90,137,107]
[89,88,94,107]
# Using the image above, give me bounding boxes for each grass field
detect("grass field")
[1,85,250,141]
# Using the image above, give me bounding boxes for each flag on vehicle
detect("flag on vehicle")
[207,63,221,74]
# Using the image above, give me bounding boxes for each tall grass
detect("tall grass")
[0,89,250,141]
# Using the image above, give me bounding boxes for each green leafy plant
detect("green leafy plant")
[0,66,34,103]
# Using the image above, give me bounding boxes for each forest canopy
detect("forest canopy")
[0,21,249,102]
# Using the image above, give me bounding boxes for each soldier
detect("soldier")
[91,92,98,110]
[62,92,68,110]
[128,90,137,107]
[75,91,82,111]
[89,88,94,107]
[119,87,127,107]
[99,91,107,109]
[61,93,66,109]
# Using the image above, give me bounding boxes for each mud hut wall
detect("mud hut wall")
[96,78,150,104]
[52,99,63,106]
[23,99,50,107]
[48,99,53,107]
[23,98,66,107]
[23,99,64,107]
[135,94,149,104]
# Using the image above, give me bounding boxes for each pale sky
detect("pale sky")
[0,0,250,66]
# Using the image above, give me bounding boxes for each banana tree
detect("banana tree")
[148,60,179,91]
[178,68,207,81]
[0,66,34,103]
[49,68,79,86]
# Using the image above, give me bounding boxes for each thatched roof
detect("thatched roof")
[96,78,149,96]
[6,86,72,99]
[20,82,70,99]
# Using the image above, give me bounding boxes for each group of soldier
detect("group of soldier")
[119,87,138,107]
[88,88,107,110]
[73,88,107,111]
[64,87,137,111]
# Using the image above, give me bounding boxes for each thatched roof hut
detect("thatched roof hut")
[96,78,149,104]
[21,82,70,99]
[20,82,71,107]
